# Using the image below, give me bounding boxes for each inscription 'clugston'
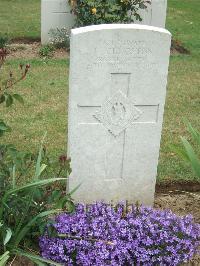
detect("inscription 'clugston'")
[106,46,152,56]
[99,39,152,56]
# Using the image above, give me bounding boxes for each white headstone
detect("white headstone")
[41,0,75,44]
[68,24,171,205]
[135,0,167,28]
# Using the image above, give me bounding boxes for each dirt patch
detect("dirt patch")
[54,48,69,59]
[171,39,190,55]
[12,256,35,266]
[7,42,41,59]
[7,42,69,60]
[11,37,41,44]
[155,191,200,223]
[156,180,200,193]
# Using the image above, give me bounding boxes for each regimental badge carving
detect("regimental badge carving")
[94,90,142,136]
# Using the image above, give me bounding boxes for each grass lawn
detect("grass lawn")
[1,59,69,158]
[0,0,40,40]
[0,0,200,182]
[166,0,200,56]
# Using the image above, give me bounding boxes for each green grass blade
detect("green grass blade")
[5,178,66,197]
[12,165,16,189]
[181,137,200,178]
[170,144,190,162]
[3,228,12,246]
[68,183,82,196]
[38,164,47,177]
[14,249,62,266]
[0,251,10,266]
[187,123,200,146]
[0,178,66,220]
[13,209,63,247]
[35,132,47,180]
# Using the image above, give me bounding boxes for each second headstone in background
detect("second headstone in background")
[41,0,167,44]
[41,0,75,44]
[135,0,167,28]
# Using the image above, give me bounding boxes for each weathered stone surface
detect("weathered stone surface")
[41,0,75,44]
[135,0,167,28]
[68,24,171,205]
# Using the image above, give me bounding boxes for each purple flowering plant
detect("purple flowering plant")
[40,202,200,265]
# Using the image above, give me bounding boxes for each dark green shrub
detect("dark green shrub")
[0,36,9,49]
[69,0,150,27]
[39,44,55,58]
[0,135,76,265]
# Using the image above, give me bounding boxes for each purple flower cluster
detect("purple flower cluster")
[39,202,200,265]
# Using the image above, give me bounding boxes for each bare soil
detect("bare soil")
[7,42,69,60]
[171,39,190,55]
[155,180,200,223]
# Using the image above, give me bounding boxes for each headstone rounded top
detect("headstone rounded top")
[71,24,171,36]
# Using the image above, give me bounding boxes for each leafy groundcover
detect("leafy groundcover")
[40,202,200,265]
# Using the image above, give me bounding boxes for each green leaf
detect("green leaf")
[0,178,66,220]
[33,188,44,201]
[187,123,200,146]
[181,137,200,177]
[38,164,47,176]
[65,200,76,213]
[35,132,47,180]
[12,165,16,189]
[13,94,24,104]
[14,249,62,266]
[51,190,62,201]
[56,197,69,209]
[3,228,12,246]
[5,94,13,107]
[68,183,82,196]
[5,178,66,197]
[13,209,63,247]
[0,251,10,266]
[47,223,58,238]
[0,95,5,104]
[170,144,190,162]
[0,121,8,131]
[0,121,11,137]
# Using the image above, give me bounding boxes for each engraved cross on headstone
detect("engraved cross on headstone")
[78,73,159,180]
